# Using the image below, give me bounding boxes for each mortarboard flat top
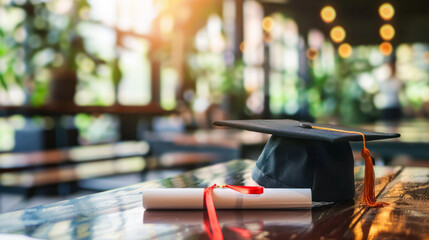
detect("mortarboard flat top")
[213,119,400,143]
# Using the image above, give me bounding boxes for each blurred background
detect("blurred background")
[1,0,429,212]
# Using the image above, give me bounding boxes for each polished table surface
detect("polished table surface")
[0,160,428,239]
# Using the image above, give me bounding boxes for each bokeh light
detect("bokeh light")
[330,26,346,43]
[262,16,274,32]
[46,0,74,15]
[306,47,319,60]
[320,6,336,23]
[379,42,393,56]
[338,43,353,58]
[379,24,395,41]
[379,3,395,21]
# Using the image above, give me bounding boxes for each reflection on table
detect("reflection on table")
[0,160,427,239]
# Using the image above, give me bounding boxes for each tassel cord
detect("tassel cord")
[311,126,388,207]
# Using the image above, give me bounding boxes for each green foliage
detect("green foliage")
[307,50,381,124]
[30,83,48,106]
[0,75,6,90]
[0,1,90,105]
[219,60,245,94]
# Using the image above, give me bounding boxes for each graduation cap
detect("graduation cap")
[213,119,400,206]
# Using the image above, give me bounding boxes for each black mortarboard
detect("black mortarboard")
[213,119,400,203]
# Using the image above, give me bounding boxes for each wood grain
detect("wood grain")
[345,167,429,240]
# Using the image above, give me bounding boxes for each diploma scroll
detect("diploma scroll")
[142,188,312,209]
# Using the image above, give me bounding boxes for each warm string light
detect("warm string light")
[319,3,397,59]
[379,3,395,21]
[320,6,336,23]
[320,5,345,46]
[379,42,393,56]
[338,43,353,58]
[320,5,352,59]
[330,26,346,43]
[262,16,274,32]
[261,17,274,44]
[378,3,395,56]
[379,24,395,41]
[321,7,343,44]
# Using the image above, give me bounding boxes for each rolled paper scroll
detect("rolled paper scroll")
[142,188,312,209]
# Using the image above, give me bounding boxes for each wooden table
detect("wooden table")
[0,160,428,239]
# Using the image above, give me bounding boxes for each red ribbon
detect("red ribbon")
[203,184,264,240]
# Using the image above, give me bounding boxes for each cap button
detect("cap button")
[300,123,313,129]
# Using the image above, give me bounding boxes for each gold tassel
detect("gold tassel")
[311,126,388,207]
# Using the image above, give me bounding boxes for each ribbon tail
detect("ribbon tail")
[225,185,264,194]
[203,184,264,240]
[204,184,224,240]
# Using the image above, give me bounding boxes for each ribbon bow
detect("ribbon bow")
[203,184,264,240]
